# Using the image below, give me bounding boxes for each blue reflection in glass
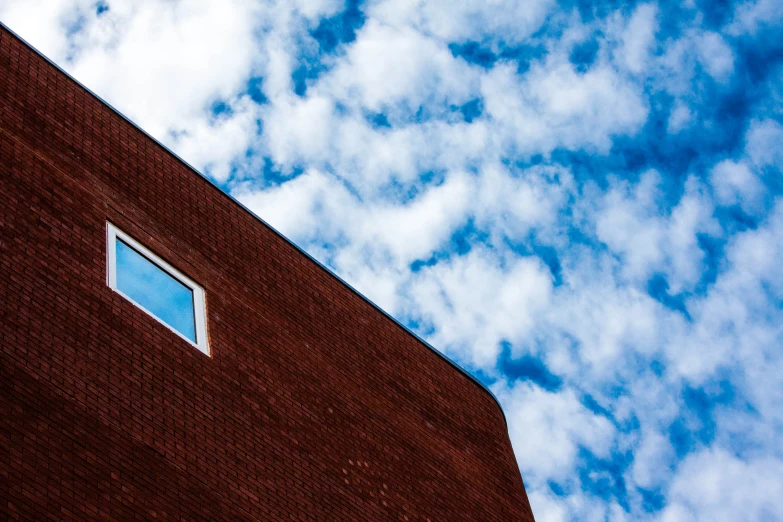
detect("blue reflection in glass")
[116,239,196,342]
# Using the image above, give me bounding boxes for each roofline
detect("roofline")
[0,21,508,428]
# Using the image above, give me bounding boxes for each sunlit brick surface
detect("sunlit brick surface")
[0,26,534,521]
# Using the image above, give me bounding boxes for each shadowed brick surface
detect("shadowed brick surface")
[0,25,534,521]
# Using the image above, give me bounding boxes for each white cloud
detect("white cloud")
[616,3,658,74]
[68,0,263,137]
[321,20,477,112]
[664,202,783,383]
[475,163,574,242]
[656,30,735,93]
[595,171,667,280]
[745,119,783,168]
[667,179,719,291]
[729,0,783,35]
[660,448,783,522]
[0,0,94,58]
[482,59,648,155]
[656,37,696,95]
[236,168,356,242]
[264,94,338,168]
[668,100,693,133]
[694,32,735,82]
[710,159,763,212]
[352,172,474,264]
[594,171,716,291]
[527,488,633,522]
[494,380,615,482]
[527,490,570,522]
[411,248,553,368]
[170,97,261,182]
[236,169,476,310]
[546,272,671,374]
[630,430,675,489]
[369,0,555,45]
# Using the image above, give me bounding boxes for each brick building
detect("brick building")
[0,23,535,521]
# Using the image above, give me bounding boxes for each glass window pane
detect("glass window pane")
[115,238,197,342]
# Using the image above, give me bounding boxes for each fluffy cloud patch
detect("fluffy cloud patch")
[594,172,717,291]
[660,449,783,522]
[745,119,783,167]
[411,247,553,368]
[616,3,659,75]
[322,20,477,112]
[494,381,615,482]
[710,160,763,212]
[482,59,648,155]
[369,0,555,45]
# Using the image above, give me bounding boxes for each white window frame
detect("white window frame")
[106,222,209,355]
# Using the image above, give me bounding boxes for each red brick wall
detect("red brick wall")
[0,25,534,521]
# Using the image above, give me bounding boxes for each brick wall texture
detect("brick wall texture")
[0,25,535,521]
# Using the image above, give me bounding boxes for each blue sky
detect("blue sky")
[3,0,782,519]
[115,239,197,342]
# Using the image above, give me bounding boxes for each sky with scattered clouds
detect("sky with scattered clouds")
[2,0,782,519]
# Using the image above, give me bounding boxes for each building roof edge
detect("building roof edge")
[0,21,509,429]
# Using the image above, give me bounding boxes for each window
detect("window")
[106,223,209,355]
